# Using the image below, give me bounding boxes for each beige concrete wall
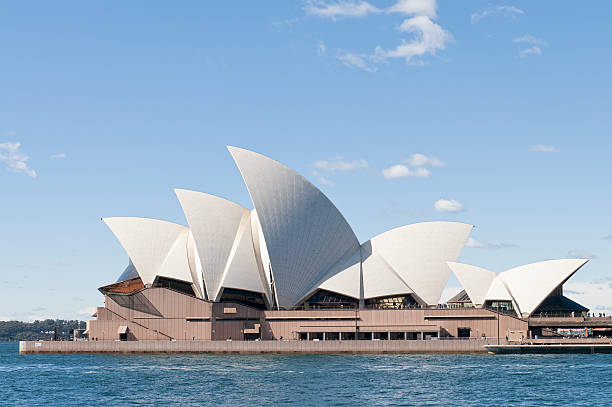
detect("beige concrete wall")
[20,338,500,354]
[88,288,527,342]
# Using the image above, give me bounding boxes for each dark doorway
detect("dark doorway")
[458,328,471,338]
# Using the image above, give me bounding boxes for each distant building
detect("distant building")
[87,147,605,342]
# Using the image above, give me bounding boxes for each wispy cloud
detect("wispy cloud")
[317,41,327,55]
[465,237,517,249]
[373,15,452,66]
[50,152,66,159]
[514,35,548,58]
[0,141,37,178]
[434,199,465,213]
[313,157,368,172]
[387,0,437,18]
[529,144,559,152]
[382,164,430,179]
[604,235,612,241]
[567,249,597,259]
[471,5,524,24]
[404,153,444,167]
[308,1,451,70]
[305,1,381,20]
[383,152,444,179]
[312,156,368,185]
[338,52,378,72]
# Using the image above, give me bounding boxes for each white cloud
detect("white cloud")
[529,144,559,153]
[567,249,597,259]
[312,156,368,185]
[305,1,381,20]
[338,51,378,72]
[50,152,66,159]
[470,5,524,24]
[434,199,465,213]
[465,237,517,249]
[388,0,437,18]
[604,235,612,241]
[309,1,450,70]
[312,170,334,186]
[514,35,548,58]
[563,280,612,314]
[0,141,37,178]
[383,164,430,179]
[317,41,327,55]
[313,157,368,171]
[374,15,452,65]
[404,153,444,167]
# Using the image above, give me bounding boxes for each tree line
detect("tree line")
[0,319,86,341]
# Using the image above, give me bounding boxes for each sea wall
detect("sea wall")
[19,339,499,354]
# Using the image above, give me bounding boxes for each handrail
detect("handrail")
[103,307,174,340]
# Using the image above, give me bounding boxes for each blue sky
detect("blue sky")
[1,1,611,321]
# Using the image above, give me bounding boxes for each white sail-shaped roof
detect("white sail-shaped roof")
[447,262,497,307]
[186,230,205,298]
[369,222,473,306]
[228,146,360,309]
[217,209,268,300]
[485,276,513,302]
[102,217,192,286]
[175,189,260,301]
[317,247,362,300]
[500,259,588,317]
[361,241,414,299]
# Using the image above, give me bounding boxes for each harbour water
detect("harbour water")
[2,342,611,406]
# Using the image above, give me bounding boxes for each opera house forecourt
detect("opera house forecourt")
[21,146,612,354]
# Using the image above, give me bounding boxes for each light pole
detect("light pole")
[497,303,500,345]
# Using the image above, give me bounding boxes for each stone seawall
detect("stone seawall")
[19,339,498,354]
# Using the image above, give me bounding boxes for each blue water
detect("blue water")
[2,342,611,406]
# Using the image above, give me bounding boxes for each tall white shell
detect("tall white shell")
[447,262,497,307]
[500,259,588,317]
[228,146,360,308]
[368,222,473,306]
[102,217,192,286]
[175,189,263,300]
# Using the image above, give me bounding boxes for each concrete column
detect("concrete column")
[322,332,326,341]
[404,332,407,340]
[306,332,310,341]
[387,331,390,340]
[371,332,374,340]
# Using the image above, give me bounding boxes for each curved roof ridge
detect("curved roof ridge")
[227,145,360,308]
[102,217,190,286]
[175,188,252,300]
[499,258,589,317]
[447,262,497,307]
[368,222,473,305]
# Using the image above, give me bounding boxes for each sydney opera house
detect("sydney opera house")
[87,146,595,342]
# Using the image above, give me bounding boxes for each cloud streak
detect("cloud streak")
[308,1,451,70]
[382,164,430,179]
[471,5,524,24]
[0,141,37,178]
[514,35,548,58]
[305,1,381,20]
[529,144,559,153]
[434,199,465,213]
[312,156,369,185]
[465,237,518,249]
